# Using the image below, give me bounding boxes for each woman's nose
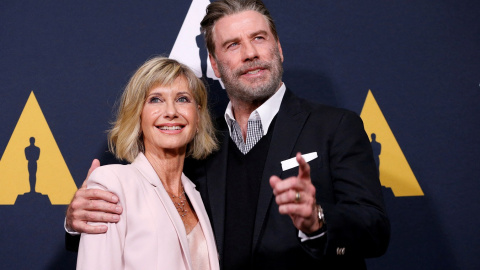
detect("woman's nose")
[163,101,178,119]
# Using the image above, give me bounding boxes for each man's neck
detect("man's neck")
[230,99,262,140]
[228,82,284,138]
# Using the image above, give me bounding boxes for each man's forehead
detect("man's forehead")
[212,10,271,41]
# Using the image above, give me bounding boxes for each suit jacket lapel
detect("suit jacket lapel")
[252,89,310,250]
[204,128,230,258]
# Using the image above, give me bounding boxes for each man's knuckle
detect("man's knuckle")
[84,211,94,220]
[292,178,300,186]
[70,199,83,210]
[72,221,84,232]
[91,189,99,197]
[69,202,78,210]
[89,200,100,210]
[74,189,85,199]
[275,196,281,204]
[71,211,81,220]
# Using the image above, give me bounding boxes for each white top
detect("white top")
[187,223,211,270]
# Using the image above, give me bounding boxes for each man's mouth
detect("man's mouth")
[246,69,262,75]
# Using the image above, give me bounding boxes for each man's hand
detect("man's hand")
[65,159,123,234]
[269,152,322,234]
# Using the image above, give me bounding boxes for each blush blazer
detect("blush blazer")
[76,153,219,270]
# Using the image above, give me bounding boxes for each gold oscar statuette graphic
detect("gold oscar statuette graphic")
[360,90,424,197]
[0,91,78,204]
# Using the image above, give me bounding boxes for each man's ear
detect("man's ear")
[277,40,284,62]
[209,54,222,78]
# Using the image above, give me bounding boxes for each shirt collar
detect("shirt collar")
[224,83,286,136]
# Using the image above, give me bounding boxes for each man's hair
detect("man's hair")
[200,0,279,58]
[108,56,218,162]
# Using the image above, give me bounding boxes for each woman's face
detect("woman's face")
[141,76,199,156]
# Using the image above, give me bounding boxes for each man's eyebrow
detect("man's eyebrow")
[249,30,268,38]
[220,30,270,48]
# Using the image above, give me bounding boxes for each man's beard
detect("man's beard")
[216,47,283,104]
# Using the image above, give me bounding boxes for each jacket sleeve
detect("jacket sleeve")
[323,110,390,257]
[76,167,127,269]
[65,233,80,252]
[301,110,390,259]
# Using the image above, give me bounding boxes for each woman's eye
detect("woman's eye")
[149,97,162,103]
[177,96,190,103]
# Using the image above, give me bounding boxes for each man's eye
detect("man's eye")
[255,36,264,40]
[228,42,238,49]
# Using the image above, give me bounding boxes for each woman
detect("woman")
[76,57,219,270]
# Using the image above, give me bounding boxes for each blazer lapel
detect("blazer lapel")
[132,153,193,270]
[252,89,310,250]
[204,129,230,258]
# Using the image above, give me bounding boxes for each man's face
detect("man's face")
[209,10,284,104]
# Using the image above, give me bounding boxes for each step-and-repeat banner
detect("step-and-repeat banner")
[1,1,479,269]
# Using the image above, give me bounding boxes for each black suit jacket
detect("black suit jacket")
[185,89,390,269]
[66,89,390,269]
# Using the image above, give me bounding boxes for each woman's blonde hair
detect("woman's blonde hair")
[108,56,218,162]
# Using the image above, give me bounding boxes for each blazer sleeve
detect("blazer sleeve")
[65,232,80,252]
[303,110,390,259]
[76,166,127,270]
[326,110,390,257]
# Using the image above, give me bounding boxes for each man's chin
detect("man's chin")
[230,88,277,103]
[239,73,270,84]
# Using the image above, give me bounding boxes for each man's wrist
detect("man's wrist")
[306,204,326,234]
[304,222,326,237]
[64,218,80,235]
[298,204,327,241]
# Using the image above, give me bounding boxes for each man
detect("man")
[66,0,390,269]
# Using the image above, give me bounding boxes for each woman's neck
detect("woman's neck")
[144,149,186,196]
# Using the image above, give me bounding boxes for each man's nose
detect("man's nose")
[242,42,259,61]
